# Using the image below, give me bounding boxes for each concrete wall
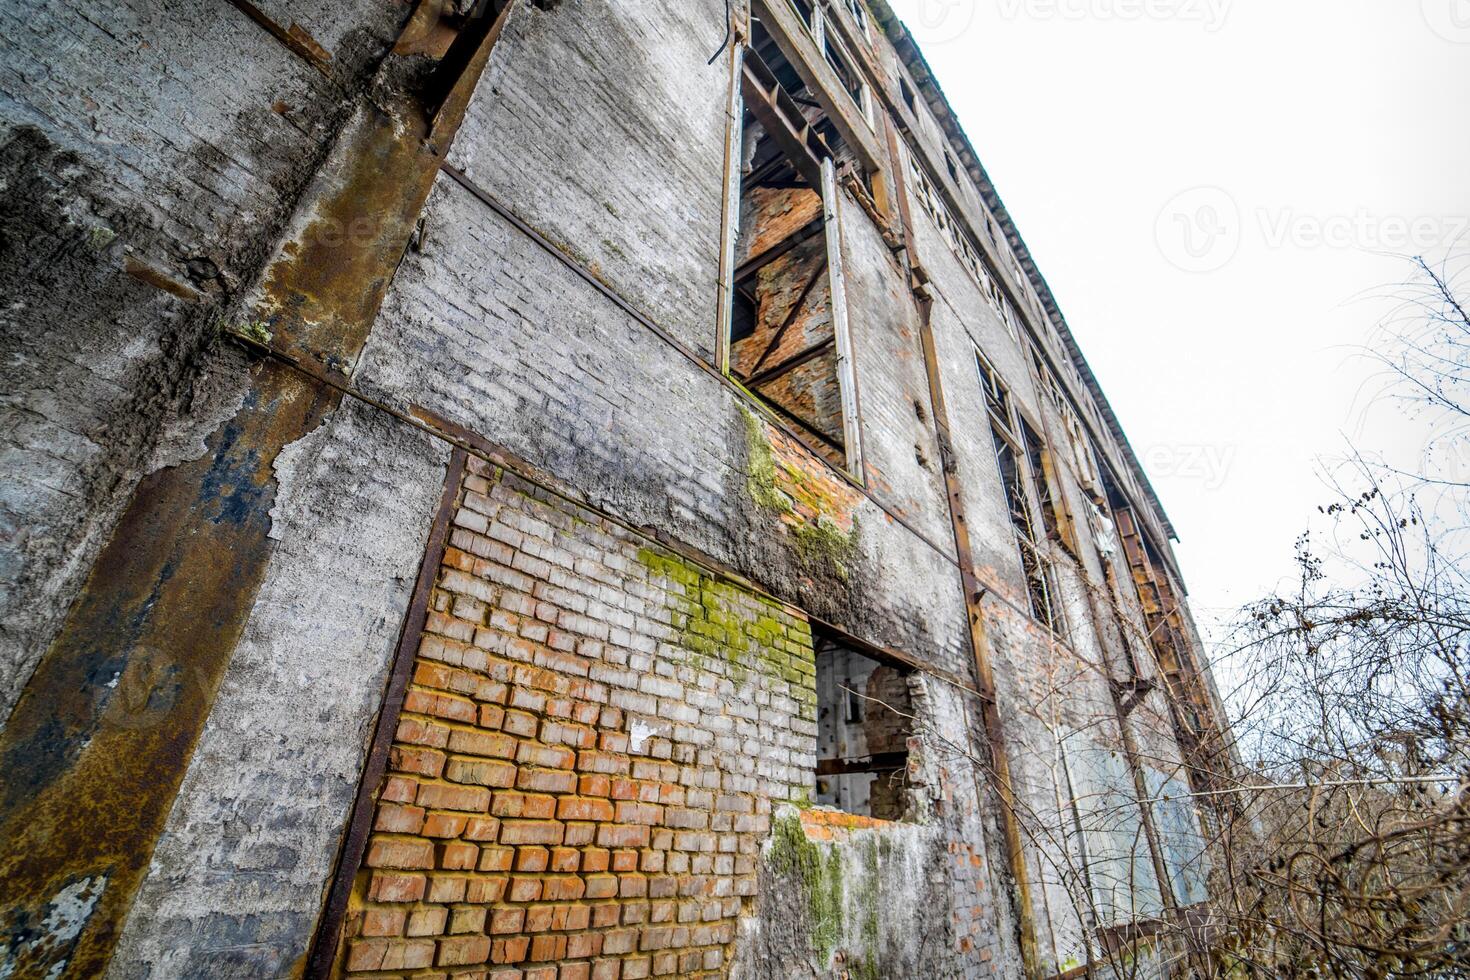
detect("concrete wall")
[0,0,1222,976]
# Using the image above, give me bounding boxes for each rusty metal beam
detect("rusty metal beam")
[884,114,1042,978]
[816,751,908,777]
[734,216,825,285]
[740,48,829,189]
[747,335,834,389]
[0,5,512,974]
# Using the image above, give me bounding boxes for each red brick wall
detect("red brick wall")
[335,459,818,979]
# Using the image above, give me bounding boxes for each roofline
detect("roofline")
[868,0,1179,542]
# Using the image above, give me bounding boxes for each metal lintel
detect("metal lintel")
[816,751,908,777]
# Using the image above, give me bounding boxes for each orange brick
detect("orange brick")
[517,742,576,769]
[508,876,543,902]
[422,812,469,838]
[437,935,491,967]
[492,792,556,819]
[609,778,638,800]
[499,819,564,845]
[390,746,446,778]
[374,803,426,835]
[549,847,580,872]
[525,905,555,933]
[525,969,557,980]
[404,688,477,724]
[406,907,448,938]
[480,703,507,729]
[466,875,509,903]
[417,782,491,812]
[561,964,591,980]
[611,849,638,872]
[581,847,610,872]
[602,928,638,955]
[556,796,614,822]
[360,907,407,937]
[366,837,435,870]
[490,907,526,935]
[449,907,487,935]
[448,729,518,759]
[530,935,568,962]
[585,874,618,899]
[577,750,628,775]
[346,937,435,972]
[382,776,419,803]
[367,871,425,903]
[396,717,450,749]
[542,876,586,901]
[578,774,611,798]
[445,758,516,788]
[466,816,502,841]
[439,841,479,870]
[427,875,467,903]
[619,874,648,898]
[564,822,596,846]
[591,959,620,980]
[503,709,539,737]
[479,846,514,871]
[493,937,531,964]
[515,846,549,872]
[518,768,577,794]
[591,904,620,928]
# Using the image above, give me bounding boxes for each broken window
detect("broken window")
[980,352,1067,633]
[813,627,914,819]
[899,76,916,112]
[842,0,870,36]
[727,20,863,474]
[1021,416,1080,555]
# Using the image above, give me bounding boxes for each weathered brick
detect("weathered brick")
[437,934,491,967]
[367,871,426,903]
[366,837,435,870]
[498,819,565,846]
[417,782,492,812]
[445,757,517,788]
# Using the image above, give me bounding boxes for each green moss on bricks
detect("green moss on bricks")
[636,547,819,691]
[742,407,794,515]
[769,814,845,966]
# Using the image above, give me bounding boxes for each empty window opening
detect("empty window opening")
[899,76,916,112]
[813,629,915,819]
[729,21,863,473]
[842,0,870,36]
[945,150,960,184]
[980,352,1067,634]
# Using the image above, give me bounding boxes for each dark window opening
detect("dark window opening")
[823,33,865,111]
[731,22,860,470]
[945,150,960,184]
[899,76,916,112]
[980,352,1067,634]
[814,628,914,820]
[843,0,869,35]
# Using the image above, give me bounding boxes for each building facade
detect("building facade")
[0,0,1233,977]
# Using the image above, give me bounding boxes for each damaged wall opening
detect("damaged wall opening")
[726,18,863,475]
[812,624,915,819]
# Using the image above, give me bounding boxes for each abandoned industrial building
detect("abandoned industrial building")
[0,0,1234,977]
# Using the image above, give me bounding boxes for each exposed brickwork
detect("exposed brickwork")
[338,459,818,978]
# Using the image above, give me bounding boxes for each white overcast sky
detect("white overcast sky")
[885,0,1470,655]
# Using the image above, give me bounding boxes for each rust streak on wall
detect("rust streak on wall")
[0,5,512,971]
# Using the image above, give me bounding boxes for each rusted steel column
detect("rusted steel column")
[0,6,513,975]
[882,118,1042,979]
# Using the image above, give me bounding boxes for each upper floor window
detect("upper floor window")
[841,0,870,36]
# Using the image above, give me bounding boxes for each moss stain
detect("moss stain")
[769,813,846,967]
